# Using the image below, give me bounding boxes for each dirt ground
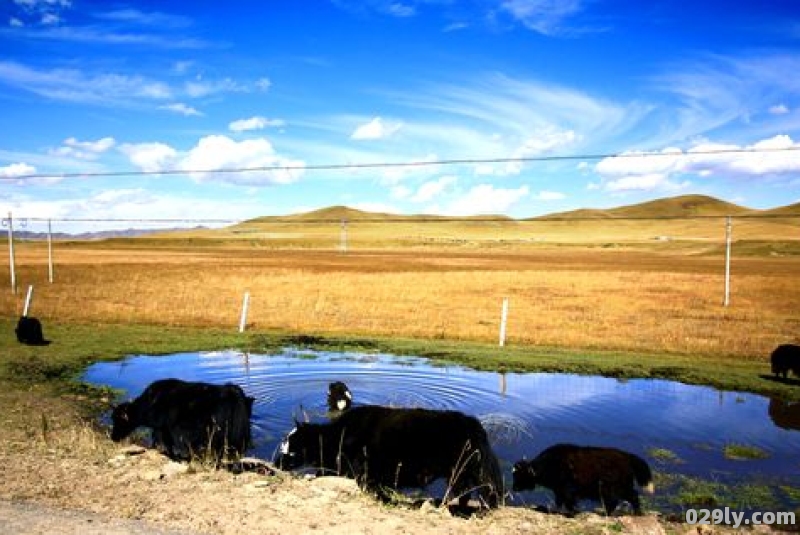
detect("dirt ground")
[0,417,781,535]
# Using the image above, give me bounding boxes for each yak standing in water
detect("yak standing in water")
[513,443,654,515]
[277,405,504,510]
[111,378,254,464]
[327,381,353,412]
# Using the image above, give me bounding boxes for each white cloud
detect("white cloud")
[593,134,800,192]
[533,190,565,200]
[503,128,580,174]
[229,116,285,132]
[350,117,403,140]
[594,147,695,192]
[179,135,304,185]
[769,104,790,115]
[693,135,800,176]
[351,202,401,214]
[0,162,36,178]
[603,174,689,193]
[255,77,272,91]
[10,0,71,28]
[390,185,412,200]
[119,142,178,172]
[410,175,457,203]
[439,184,530,215]
[51,136,115,160]
[1,188,270,233]
[159,102,202,116]
[40,12,60,25]
[119,135,305,185]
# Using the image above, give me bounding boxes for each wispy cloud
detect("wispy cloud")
[9,0,72,28]
[229,116,285,132]
[384,73,643,173]
[500,0,587,36]
[0,61,172,104]
[92,8,192,29]
[0,61,261,111]
[159,102,202,116]
[652,53,800,144]
[2,24,211,48]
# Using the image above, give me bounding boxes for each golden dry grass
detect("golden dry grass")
[3,240,799,360]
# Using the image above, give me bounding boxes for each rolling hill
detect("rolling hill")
[246,194,795,224]
[529,194,756,220]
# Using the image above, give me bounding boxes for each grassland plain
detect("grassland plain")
[1,197,800,533]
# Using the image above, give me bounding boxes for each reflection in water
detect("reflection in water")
[83,349,800,513]
[769,397,800,431]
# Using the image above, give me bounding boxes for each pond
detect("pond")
[82,348,800,516]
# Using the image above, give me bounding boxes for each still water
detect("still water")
[83,348,800,514]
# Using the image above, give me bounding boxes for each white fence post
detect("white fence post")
[499,297,509,347]
[723,216,732,307]
[23,285,34,316]
[47,219,54,283]
[239,291,250,333]
[4,212,16,294]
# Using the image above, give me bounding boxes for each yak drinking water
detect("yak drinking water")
[111,378,253,464]
[277,405,504,509]
[513,443,654,515]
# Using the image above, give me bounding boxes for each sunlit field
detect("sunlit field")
[3,214,799,361]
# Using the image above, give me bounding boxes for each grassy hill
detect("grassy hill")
[531,194,754,220]
[128,194,800,252]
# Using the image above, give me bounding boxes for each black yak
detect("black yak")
[15,316,50,346]
[512,443,654,515]
[111,378,253,464]
[327,381,353,412]
[276,405,504,509]
[771,344,800,379]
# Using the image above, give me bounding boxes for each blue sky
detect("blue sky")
[1,0,799,231]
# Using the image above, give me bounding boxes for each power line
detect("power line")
[4,146,800,181]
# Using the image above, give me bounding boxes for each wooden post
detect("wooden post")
[4,212,16,294]
[724,216,732,307]
[23,285,33,316]
[499,297,509,347]
[47,219,54,283]
[239,291,250,333]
